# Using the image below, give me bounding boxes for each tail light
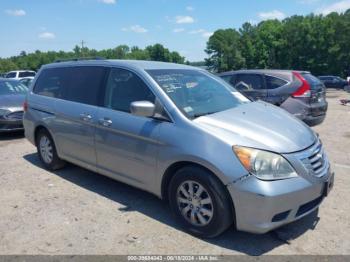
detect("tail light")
[292,72,311,98]
[23,100,28,112]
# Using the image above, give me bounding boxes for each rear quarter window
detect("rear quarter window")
[33,66,107,105]
[265,75,288,89]
[33,68,69,98]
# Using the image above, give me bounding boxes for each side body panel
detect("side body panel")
[94,108,161,191]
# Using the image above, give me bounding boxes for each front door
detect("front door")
[95,68,160,188]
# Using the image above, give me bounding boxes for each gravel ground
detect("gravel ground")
[0,89,349,255]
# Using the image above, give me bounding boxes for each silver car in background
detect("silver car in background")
[23,60,334,237]
[0,78,28,132]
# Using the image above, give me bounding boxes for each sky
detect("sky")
[1,0,350,61]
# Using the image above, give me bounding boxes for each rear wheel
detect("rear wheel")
[168,165,234,238]
[36,129,65,170]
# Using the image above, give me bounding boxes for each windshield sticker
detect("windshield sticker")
[183,106,193,113]
[186,82,198,89]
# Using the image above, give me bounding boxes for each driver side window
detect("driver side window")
[104,68,156,113]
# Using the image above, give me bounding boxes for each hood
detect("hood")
[194,101,316,154]
[0,94,25,111]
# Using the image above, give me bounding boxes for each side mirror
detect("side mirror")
[130,101,156,118]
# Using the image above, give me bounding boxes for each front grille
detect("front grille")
[301,140,329,178]
[5,111,24,120]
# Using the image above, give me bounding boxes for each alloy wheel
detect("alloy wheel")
[176,180,214,227]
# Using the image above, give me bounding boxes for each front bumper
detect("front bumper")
[228,172,333,234]
[0,119,23,132]
[228,139,333,234]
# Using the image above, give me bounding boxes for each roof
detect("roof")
[7,70,36,73]
[318,75,338,78]
[43,59,197,71]
[218,69,310,76]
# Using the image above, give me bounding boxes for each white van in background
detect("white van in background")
[5,70,36,80]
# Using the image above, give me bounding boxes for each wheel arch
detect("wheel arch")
[33,125,59,155]
[160,161,236,221]
[161,161,237,230]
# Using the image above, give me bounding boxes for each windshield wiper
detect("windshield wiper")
[192,111,219,119]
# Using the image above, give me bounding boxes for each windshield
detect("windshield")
[147,69,249,119]
[0,80,28,96]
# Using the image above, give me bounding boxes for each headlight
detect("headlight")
[0,109,10,117]
[233,146,298,181]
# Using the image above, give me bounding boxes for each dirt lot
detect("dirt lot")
[0,90,349,255]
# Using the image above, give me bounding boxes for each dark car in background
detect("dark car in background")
[0,78,28,132]
[218,70,328,126]
[318,76,349,89]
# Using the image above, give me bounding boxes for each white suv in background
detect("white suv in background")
[5,70,36,80]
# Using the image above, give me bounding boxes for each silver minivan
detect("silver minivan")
[23,59,334,237]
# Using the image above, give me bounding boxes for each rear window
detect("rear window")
[6,72,16,78]
[19,72,35,78]
[34,66,107,105]
[0,80,28,95]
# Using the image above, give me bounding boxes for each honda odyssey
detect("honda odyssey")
[23,59,334,237]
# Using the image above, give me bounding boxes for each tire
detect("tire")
[36,129,66,171]
[168,165,234,238]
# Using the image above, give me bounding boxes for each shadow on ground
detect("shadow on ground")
[23,153,321,255]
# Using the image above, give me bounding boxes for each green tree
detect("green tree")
[205,29,245,72]
[205,9,350,76]
[0,43,184,73]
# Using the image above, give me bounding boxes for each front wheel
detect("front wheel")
[168,166,234,238]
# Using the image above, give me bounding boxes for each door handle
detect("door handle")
[80,113,92,122]
[99,118,113,127]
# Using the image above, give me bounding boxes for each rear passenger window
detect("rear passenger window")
[34,66,107,105]
[235,74,264,90]
[19,72,35,78]
[265,75,288,89]
[220,75,233,84]
[104,68,155,113]
[66,67,106,105]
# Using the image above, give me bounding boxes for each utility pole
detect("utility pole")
[81,40,86,57]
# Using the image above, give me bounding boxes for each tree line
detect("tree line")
[0,44,185,73]
[206,9,350,76]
